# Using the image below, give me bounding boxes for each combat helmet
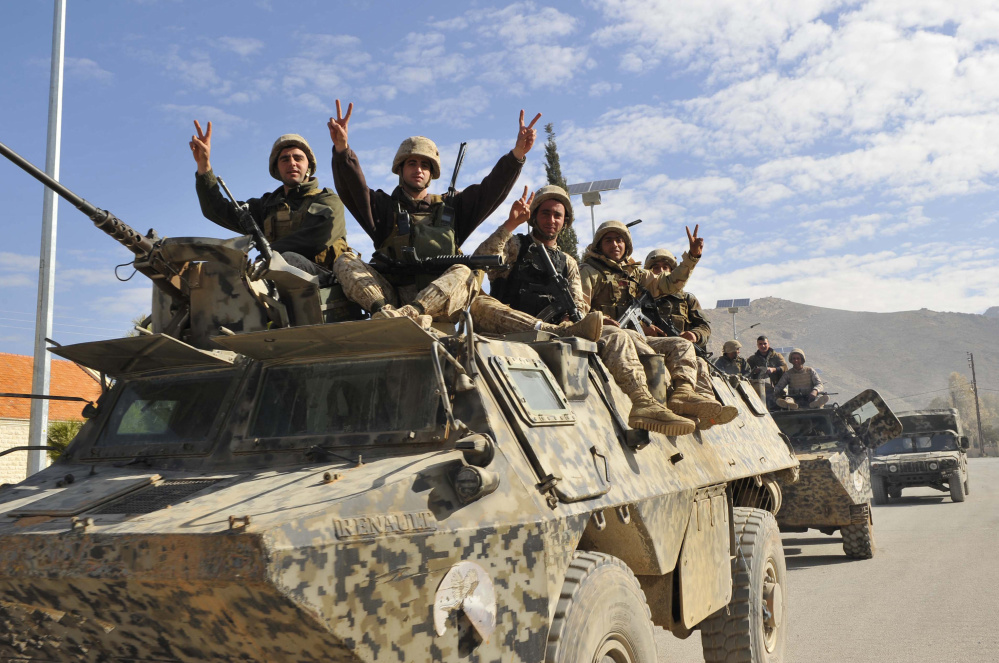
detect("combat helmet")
[788,348,806,363]
[589,220,634,258]
[529,185,574,227]
[392,136,441,179]
[269,134,317,180]
[644,248,677,270]
[723,339,742,353]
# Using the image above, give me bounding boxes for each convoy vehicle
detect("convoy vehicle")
[871,408,970,504]
[770,391,901,559]
[0,141,800,662]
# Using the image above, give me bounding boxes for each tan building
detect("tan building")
[0,353,102,485]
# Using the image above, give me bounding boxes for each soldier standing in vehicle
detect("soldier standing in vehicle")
[716,340,751,377]
[747,335,787,409]
[327,100,537,325]
[469,186,695,435]
[580,221,738,429]
[774,348,828,409]
[189,120,347,276]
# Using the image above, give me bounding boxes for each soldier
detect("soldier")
[747,335,787,409]
[469,187,693,435]
[327,100,538,325]
[715,340,750,377]
[774,348,828,409]
[189,121,347,276]
[643,249,710,350]
[580,221,738,428]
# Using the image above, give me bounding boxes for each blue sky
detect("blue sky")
[2,0,998,354]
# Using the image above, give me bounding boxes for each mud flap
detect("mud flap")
[678,485,732,628]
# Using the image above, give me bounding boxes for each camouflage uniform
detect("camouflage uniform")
[580,221,737,427]
[775,348,827,409]
[469,191,695,435]
[332,137,522,322]
[715,340,750,377]
[195,135,347,275]
[747,348,788,385]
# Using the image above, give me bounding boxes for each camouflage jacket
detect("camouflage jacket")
[473,227,585,312]
[715,354,750,377]
[195,170,347,268]
[655,291,711,347]
[747,349,787,386]
[775,366,823,396]
[331,147,523,251]
[579,250,698,318]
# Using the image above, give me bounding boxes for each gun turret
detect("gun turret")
[0,140,339,350]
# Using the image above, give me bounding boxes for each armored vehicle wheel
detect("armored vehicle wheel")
[950,473,966,502]
[545,551,657,663]
[871,476,889,505]
[701,507,788,663]
[888,486,902,499]
[841,519,875,559]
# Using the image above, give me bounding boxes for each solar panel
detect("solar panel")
[716,299,733,308]
[566,179,623,195]
[733,298,751,307]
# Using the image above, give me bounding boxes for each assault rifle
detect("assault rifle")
[217,176,274,278]
[617,280,710,358]
[371,247,503,274]
[445,142,467,200]
[530,242,581,323]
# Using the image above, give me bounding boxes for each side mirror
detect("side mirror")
[960,436,970,450]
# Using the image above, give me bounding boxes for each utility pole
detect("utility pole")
[967,352,986,457]
[27,0,67,476]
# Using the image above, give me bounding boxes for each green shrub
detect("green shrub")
[46,421,83,461]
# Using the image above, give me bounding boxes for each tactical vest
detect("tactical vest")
[262,189,347,268]
[655,293,691,333]
[492,234,569,320]
[378,194,457,261]
[587,258,639,319]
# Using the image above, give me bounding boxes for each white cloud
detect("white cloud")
[424,86,491,128]
[66,57,113,83]
[0,252,39,271]
[589,81,622,97]
[159,104,250,137]
[216,37,264,57]
[560,105,703,168]
[463,3,578,47]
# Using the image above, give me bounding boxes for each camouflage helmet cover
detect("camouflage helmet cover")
[529,185,574,227]
[644,248,677,270]
[788,348,806,362]
[723,339,742,353]
[392,136,441,180]
[589,220,634,258]
[269,134,317,180]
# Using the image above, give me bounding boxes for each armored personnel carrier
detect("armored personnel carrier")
[871,408,970,504]
[770,390,902,559]
[0,142,799,662]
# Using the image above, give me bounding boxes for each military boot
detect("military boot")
[776,396,798,410]
[371,304,433,330]
[540,311,602,343]
[629,390,696,436]
[809,394,829,409]
[697,404,740,430]
[667,382,723,419]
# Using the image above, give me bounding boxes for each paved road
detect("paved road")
[656,457,999,662]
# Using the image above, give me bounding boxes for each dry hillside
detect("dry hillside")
[701,297,999,410]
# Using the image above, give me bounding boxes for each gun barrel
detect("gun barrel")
[0,140,153,257]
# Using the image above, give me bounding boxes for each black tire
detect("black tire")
[950,473,966,503]
[871,476,889,505]
[545,551,657,663]
[701,507,788,663]
[841,518,875,559]
[888,486,902,499]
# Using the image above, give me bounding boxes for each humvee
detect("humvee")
[0,141,799,662]
[871,408,970,504]
[770,390,902,559]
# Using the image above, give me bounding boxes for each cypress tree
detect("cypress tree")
[544,123,579,262]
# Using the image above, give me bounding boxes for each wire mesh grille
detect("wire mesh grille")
[90,479,222,515]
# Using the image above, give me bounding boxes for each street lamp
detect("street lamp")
[567,178,622,236]
[716,298,750,339]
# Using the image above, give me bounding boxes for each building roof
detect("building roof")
[0,353,103,421]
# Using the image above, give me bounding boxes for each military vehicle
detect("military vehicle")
[0,141,799,662]
[770,390,902,559]
[871,408,970,504]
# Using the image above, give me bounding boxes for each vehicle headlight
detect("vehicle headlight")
[929,462,939,470]
[942,458,957,468]
[888,464,898,473]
